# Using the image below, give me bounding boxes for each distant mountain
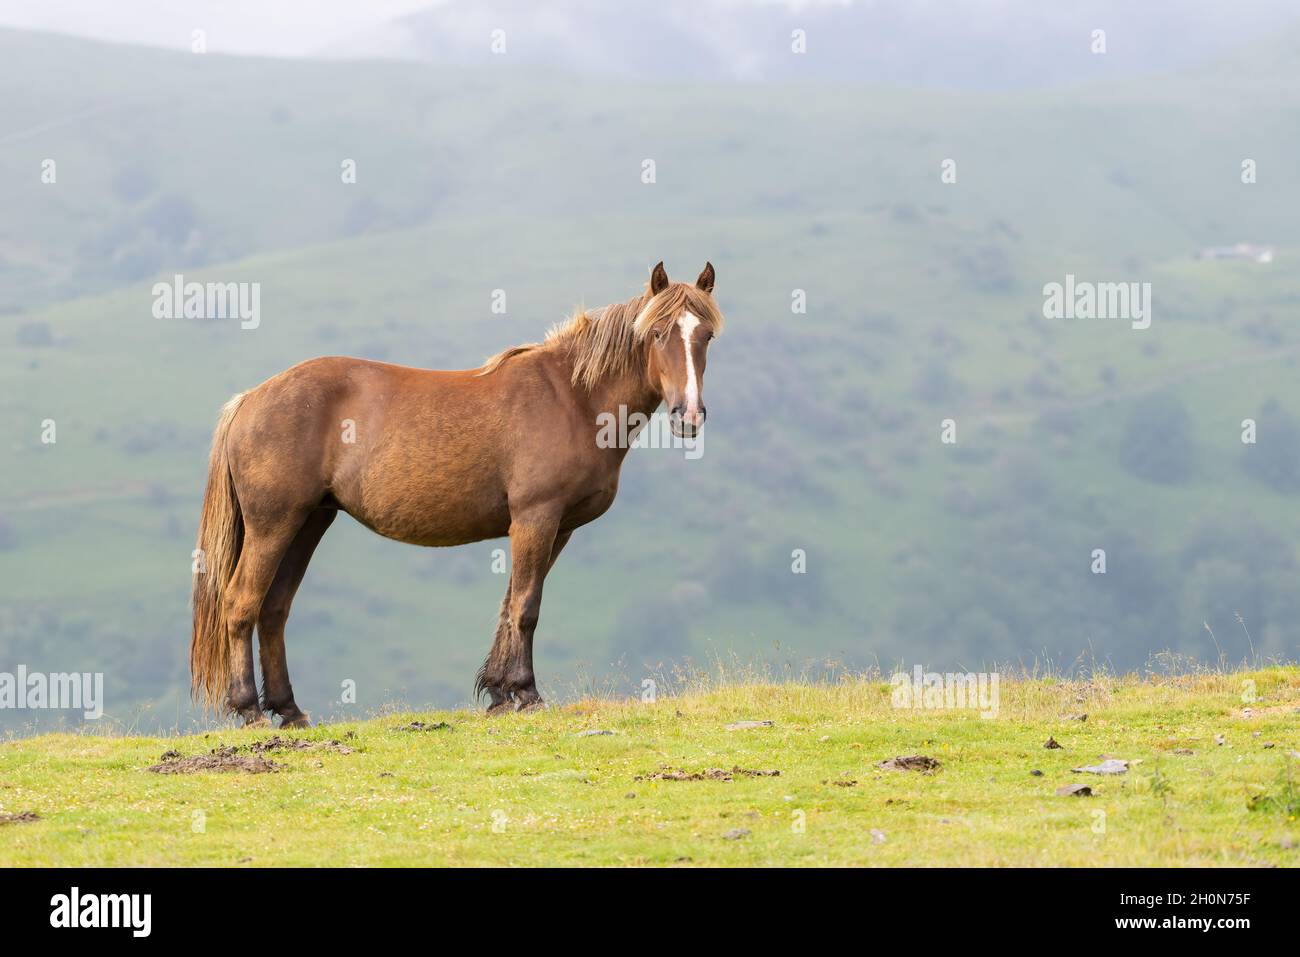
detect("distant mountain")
[5,22,1300,732]
[319,0,1300,88]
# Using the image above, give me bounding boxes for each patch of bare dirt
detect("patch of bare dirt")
[148,747,281,774]
[0,811,40,825]
[248,735,354,754]
[877,755,941,773]
[395,721,451,732]
[148,736,355,773]
[1233,703,1300,719]
[636,765,781,782]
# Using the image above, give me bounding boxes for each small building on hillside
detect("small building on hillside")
[1196,243,1274,263]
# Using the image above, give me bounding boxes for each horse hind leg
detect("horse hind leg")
[222,511,312,727]
[257,508,336,728]
[475,588,516,715]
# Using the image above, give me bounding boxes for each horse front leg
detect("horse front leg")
[477,519,568,714]
[511,528,571,710]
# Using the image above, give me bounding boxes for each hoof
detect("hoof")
[516,698,546,714]
[279,712,311,730]
[241,714,271,729]
[486,700,515,717]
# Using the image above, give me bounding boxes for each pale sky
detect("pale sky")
[0,0,441,57]
[0,0,837,59]
[0,0,1291,73]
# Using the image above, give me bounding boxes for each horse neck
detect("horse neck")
[584,361,661,426]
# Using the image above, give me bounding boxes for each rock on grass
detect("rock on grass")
[1071,759,1128,775]
[1056,784,1093,797]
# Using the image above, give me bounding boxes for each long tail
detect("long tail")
[190,392,247,713]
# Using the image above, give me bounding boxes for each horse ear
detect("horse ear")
[649,261,669,295]
[696,262,715,294]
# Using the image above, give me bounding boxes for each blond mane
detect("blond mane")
[478,282,724,390]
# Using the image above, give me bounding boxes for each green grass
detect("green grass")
[1,667,1296,866]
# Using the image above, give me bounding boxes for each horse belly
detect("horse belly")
[336,441,511,547]
[346,487,510,547]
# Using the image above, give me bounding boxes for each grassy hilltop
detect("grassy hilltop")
[1,667,1296,866]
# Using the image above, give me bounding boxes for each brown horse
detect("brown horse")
[191,262,722,726]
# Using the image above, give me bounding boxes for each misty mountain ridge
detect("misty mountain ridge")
[318,0,1300,89]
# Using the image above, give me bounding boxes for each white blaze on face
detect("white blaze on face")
[678,311,701,412]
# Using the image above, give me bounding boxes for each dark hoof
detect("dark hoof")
[483,686,512,715]
[241,713,271,729]
[516,698,546,714]
[279,712,311,730]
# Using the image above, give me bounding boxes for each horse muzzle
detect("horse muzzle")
[669,405,706,439]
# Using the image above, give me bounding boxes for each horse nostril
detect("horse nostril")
[670,405,684,419]
[699,405,707,422]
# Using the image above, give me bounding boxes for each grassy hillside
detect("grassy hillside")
[5,24,1300,317]
[3,29,1300,729]
[0,668,1297,866]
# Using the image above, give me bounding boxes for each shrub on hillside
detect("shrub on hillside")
[1241,399,1300,493]
[1118,394,1195,484]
